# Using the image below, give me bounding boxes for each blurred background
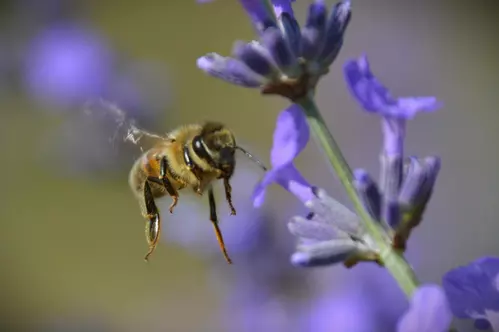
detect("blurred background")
[1,0,498,331]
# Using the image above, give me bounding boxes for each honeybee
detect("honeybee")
[127,121,267,264]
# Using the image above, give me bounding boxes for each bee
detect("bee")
[127,122,267,264]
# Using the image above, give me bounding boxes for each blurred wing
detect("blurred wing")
[82,98,172,152]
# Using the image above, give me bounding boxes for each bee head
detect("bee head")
[192,122,236,177]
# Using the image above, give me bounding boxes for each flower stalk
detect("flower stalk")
[296,94,420,298]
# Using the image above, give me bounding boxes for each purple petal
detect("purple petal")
[379,154,403,227]
[279,12,301,56]
[252,164,313,207]
[305,0,328,29]
[397,285,452,332]
[393,97,442,119]
[197,53,266,87]
[319,0,351,66]
[238,0,293,33]
[232,41,275,77]
[24,24,113,107]
[353,169,381,221]
[306,188,362,237]
[291,238,358,267]
[252,169,277,207]
[398,156,441,207]
[474,318,491,330]
[238,0,276,27]
[344,54,442,119]
[270,105,310,168]
[237,0,296,18]
[260,27,299,76]
[272,0,295,18]
[301,286,376,332]
[442,256,499,317]
[398,157,425,206]
[381,117,406,156]
[343,54,397,113]
[274,164,314,202]
[288,216,343,242]
[300,1,327,60]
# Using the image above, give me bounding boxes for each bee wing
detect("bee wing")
[82,99,172,152]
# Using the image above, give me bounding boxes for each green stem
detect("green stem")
[296,95,420,298]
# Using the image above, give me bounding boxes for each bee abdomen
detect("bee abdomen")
[128,157,148,196]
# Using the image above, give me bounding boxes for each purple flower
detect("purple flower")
[252,105,314,207]
[197,1,351,101]
[301,285,377,332]
[442,257,499,330]
[343,54,442,231]
[396,284,453,332]
[353,169,381,221]
[23,23,113,108]
[343,54,442,156]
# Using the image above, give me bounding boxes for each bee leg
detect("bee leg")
[190,170,204,195]
[143,181,161,262]
[223,178,237,215]
[146,176,178,214]
[194,186,203,196]
[194,182,204,196]
[159,156,179,214]
[208,187,232,264]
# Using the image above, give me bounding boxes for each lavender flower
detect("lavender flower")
[442,257,499,330]
[252,105,314,207]
[301,284,377,332]
[197,0,351,101]
[350,156,442,251]
[199,0,451,324]
[23,23,113,109]
[397,284,453,332]
[343,55,442,248]
[251,104,381,268]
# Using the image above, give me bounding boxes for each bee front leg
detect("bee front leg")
[194,181,204,196]
[208,187,232,264]
[223,178,236,216]
[143,181,161,262]
[188,168,203,196]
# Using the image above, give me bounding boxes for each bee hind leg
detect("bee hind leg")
[143,181,161,262]
[208,187,232,264]
[223,178,236,215]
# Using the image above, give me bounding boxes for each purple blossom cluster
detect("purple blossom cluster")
[197,0,499,331]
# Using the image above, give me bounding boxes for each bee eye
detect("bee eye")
[194,139,203,150]
[192,135,213,163]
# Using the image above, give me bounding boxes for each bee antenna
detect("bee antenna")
[235,146,268,172]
